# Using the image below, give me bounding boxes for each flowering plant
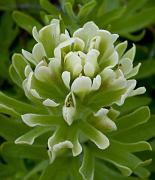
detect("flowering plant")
[0,19,152,179]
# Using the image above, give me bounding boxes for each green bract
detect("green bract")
[1,19,151,179]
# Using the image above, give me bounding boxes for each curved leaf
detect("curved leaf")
[12,11,42,34]
[79,147,94,180]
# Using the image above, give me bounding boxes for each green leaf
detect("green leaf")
[86,88,125,111]
[9,64,23,87]
[114,106,150,132]
[21,114,62,127]
[118,141,152,152]
[30,74,66,102]
[0,163,14,178]
[12,53,28,81]
[121,30,145,42]
[15,126,51,145]
[0,0,16,11]
[85,89,125,111]
[69,158,83,180]
[115,96,151,115]
[0,13,18,49]
[79,147,94,180]
[150,139,155,150]
[0,52,10,82]
[137,150,155,173]
[40,0,59,15]
[115,41,127,58]
[12,11,42,34]
[64,2,76,20]
[23,160,48,180]
[0,114,29,140]
[39,157,69,180]
[1,142,48,159]
[0,158,26,179]
[133,166,150,179]
[0,91,39,114]
[95,160,140,180]
[91,140,150,177]
[135,59,155,79]
[78,0,96,20]
[79,121,109,150]
[112,115,155,143]
[98,7,126,26]
[111,7,155,34]
[123,0,148,17]
[0,103,20,117]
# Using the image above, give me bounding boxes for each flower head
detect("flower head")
[11,19,148,178]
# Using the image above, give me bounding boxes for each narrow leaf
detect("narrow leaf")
[21,113,62,127]
[0,114,29,140]
[78,0,96,20]
[136,59,155,79]
[79,147,94,180]
[112,115,155,142]
[12,11,42,34]
[1,142,48,159]
[12,53,28,80]
[0,91,39,114]
[115,106,150,132]
[15,126,51,145]
[39,157,68,180]
[86,88,125,111]
[40,0,59,15]
[115,96,151,115]
[99,7,126,26]
[9,65,23,87]
[111,7,155,34]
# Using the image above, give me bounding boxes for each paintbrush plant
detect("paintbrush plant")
[0,19,152,179]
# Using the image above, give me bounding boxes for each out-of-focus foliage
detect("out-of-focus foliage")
[0,12,18,85]
[0,0,155,179]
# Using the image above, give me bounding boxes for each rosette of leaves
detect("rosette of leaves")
[0,19,153,180]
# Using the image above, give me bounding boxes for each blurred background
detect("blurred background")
[0,0,155,179]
